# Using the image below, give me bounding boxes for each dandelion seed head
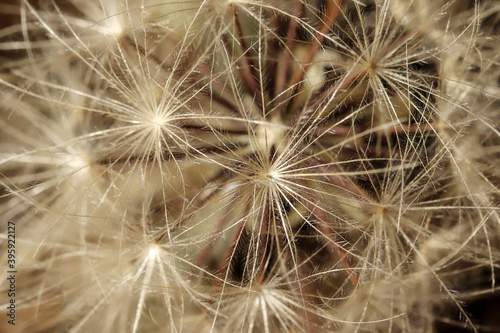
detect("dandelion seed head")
[267,168,280,181]
[148,244,160,260]
[1,0,499,331]
[143,112,172,136]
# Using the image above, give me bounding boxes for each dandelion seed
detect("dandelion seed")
[1,0,499,332]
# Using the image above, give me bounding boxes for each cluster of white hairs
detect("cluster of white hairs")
[1,0,499,332]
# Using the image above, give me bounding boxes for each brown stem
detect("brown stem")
[231,4,260,98]
[275,1,304,99]
[217,199,252,278]
[287,0,345,92]
[256,199,271,283]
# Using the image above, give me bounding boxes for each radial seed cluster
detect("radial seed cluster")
[1,0,499,332]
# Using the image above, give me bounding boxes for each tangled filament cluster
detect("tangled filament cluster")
[1,0,499,332]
